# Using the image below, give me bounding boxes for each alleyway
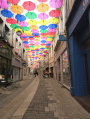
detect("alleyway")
[0,76,90,119]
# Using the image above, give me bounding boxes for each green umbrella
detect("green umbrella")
[25,12,37,19]
[47,36,54,38]
[21,26,30,31]
[10,24,19,29]
[30,46,35,48]
[40,29,48,33]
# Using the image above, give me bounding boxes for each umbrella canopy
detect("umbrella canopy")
[38,13,48,20]
[32,33,40,36]
[39,25,48,30]
[39,20,48,25]
[49,10,61,17]
[37,0,48,2]
[37,3,49,12]
[40,29,48,33]
[19,21,29,26]
[21,26,30,31]
[30,25,38,30]
[48,24,57,29]
[6,18,17,24]
[23,1,36,11]
[25,12,37,19]
[49,0,63,8]
[28,20,37,25]
[24,31,32,36]
[14,28,22,33]
[1,9,13,18]
[31,30,39,33]
[0,0,8,9]
[11,5,23,14]
[41,37,47,40]
[10,24,19,29]
[48,28,56,32]
[7,0,20,4]
[15,14,26,21]
[49,18,59,24]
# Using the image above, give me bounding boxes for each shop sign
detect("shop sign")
[59,34,68,41]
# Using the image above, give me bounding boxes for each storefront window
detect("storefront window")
[62,50,70,87]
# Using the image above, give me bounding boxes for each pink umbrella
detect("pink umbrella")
[38,13,48,20]
[49,0,63,8]
[20,34,26,37]
[19,21,29,27]
[0,0,8,9]
[41,37,47,40]
[46,41,52,44]
[31,30,39,33]
[35,42,40,45]
[48,29,56,32]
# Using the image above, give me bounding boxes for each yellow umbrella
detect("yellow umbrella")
[38,20,48,25]
[14,28,22,32]
[49,18,59,24]
[28,20,37,25]
[24,31,32,36]
[47,38,53,41]
[37,3,49,12]
[11,5,23,14]
[30,25,38,30]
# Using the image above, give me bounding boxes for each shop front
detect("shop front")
[66,0,90,96]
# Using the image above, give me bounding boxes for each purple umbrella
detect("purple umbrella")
[41,37,47,40]
[19,21,29,26]
[38,13,48,20]
[0,0,8,9]
[48,28,56,32]
[31,30,39,33]
[49,0,63,8]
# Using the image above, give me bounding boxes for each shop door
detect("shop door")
[84,50,90,95]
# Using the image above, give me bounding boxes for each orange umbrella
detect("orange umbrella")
[11,5,23,14]
[30,25,38,30]
[37,3,49,12]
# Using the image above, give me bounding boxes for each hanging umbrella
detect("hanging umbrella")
[49,10,61,17]
[37,3,49,12]
[41,37,47,40]
[32,33,40,36]
[14,28,22,33]
[39,20,48,25]
[40,29,48,33]
[28,20,37,25]
[23,1,36,11]
[31,30,39,33]
[24,31,32,36]
[21,27,30,31]
[25,12,37,19]
[48,32,55,35]
[7,0,20,4]
[10,24,19,29]
[19,21,29,27]
[30,25,38,30]
[11,5,23,14]
[39,25,48,30]
[49,0,63,8]
[6,18,17,24]
[0,0,8,9]
[1,9,13,18]
[37,0,47,2]
[48,24,57,29]
[40,33,48,36]
[22,38,28,41]
[40,40,46,43]
[15,14,26,21]
[49,18,59,24]
[38,13,48,20]
[48,28,56,32]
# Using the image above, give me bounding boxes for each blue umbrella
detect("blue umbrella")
[40,48,45,50]
[32,33,40,36]
[1,9,13,18]
[48,24,57,29]
[40,40,46,43]
[46,44,51,46]
[15,14,26,21]
[23,41,29,44]
[39,25,48,30]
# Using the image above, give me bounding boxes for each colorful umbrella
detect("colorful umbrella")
[11,5,23,14]
[49,10,61,17]
[24,31,32,36]
[49,0,63,8]
[32,33,40,36]
[40,40,46,43]
[40,29,48,33]
[15,14,26,21]
[1,9,13,18]
[48,28,56,32]
[39,20,48,25]
[7,0,20,4]
[19,21,29,27]
[48,24,57,29]
[23,1,36,11]
[0,0,8,9]
[39,25,48,30]
[6,18,17,24]
[25,12,37,19]
[10,24,19,29]
[14,28,22,33]
[37,0,48,2]
[28,20,37,25]
[41,37,47,40]
[49,18,59,24]
[38,13,48,20]
[31,30,39,33]
[30,25,38,30]
[37,3,49,12]
[21,26,30,31]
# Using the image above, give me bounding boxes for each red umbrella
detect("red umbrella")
[37,0,48,2]
[48,32,55,35]
[23,1,36,11]
[7,0,20,4]
[49,10,61,17]
[6,18,17,24]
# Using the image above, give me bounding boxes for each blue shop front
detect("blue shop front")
[66,0,90,96]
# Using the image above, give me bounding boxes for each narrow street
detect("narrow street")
[0,76,90,119]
